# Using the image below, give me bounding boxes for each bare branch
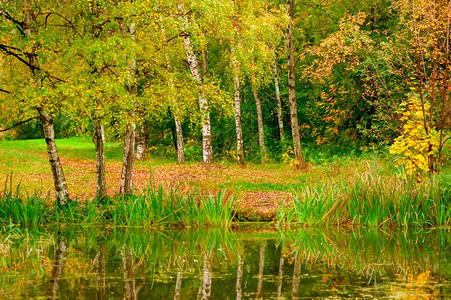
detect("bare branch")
[0,116,40,133]
[0,9,24,27]
[0,44,35,70]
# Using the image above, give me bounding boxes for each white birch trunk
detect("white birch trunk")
[174,113,186,164]
[135,125,146,161]
[41,112,69,204]
[120,124,135,196]
[286,0,306,170]
[178,3,213,164]
[252,86,267,163]
[93,118,107,199]
[120,20,136,195]
[24,3,69,205]
[231,45,245,165]
[273,60,285,144]
[161,21,186,164]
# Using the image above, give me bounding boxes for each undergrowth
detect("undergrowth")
[277,172,450,228]
[0,179,236,228]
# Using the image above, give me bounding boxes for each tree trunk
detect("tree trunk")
[135,124,147,161]
[286,0,306,170]
[50,239,67,300]
[40,112,69,205]
[93,118,107,199]
[23,3,70,205]
[231,45,245,165]
[273,60,285,144]
[174,113,186,164]
[120,123,135,196]
[120,20,136,196]
[161,21,186,164]
[178,3,213,164]
[236,255,244,300]
[252,86,267,163]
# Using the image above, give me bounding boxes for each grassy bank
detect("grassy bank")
[0,137,450,228]
[277,173,450,227]
[0,183,236,227]
[1,174,449,228]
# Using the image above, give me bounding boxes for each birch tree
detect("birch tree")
[229,1,245,165]
[0,0,70,204]
[286,0,306,170]
[177,2,213,164]
[233,1,286,163]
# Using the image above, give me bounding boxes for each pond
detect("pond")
[1,225,450,299]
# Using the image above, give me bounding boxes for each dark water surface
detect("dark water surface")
[1,225,450,299]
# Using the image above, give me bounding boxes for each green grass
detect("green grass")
[1,137,450,228]
[0,180,237,228]
[277,172,450,228]
[220,182,307,192]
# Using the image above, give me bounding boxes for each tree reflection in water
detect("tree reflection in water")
[0,227,449,299]
[255,241,267,299]
[277,247,284,300]
[120,246,144,299]
[291,252,302,300]
[174,256,183,300]
[236,254,244,300]
[200,253,212,299]
[50,238,67,300]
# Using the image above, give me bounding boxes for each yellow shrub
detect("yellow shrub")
[389,97,439,179]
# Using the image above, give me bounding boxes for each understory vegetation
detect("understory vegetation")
[0,139,449,228]
[1,0,450,229]
[0,183,236,228]
[278,173,450,228]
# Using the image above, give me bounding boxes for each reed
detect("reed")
[282,173,450,227]
[0,178,236,227]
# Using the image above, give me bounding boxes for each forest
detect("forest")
[1,1,451,299]
[0,0,450,224]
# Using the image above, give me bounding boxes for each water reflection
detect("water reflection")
[291,252,301,300]
[50,238,67,300]
[0,226,449,299]
[255,241,266,299]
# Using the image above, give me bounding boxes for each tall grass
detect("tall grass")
[0,178,236,227]
[279,172,450,227]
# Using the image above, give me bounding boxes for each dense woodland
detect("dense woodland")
[0,0,450,204]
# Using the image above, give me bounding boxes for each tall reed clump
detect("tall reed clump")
[0,180,237,227]
[281,173,450,227]
[108,186,236,227]
[0,174,48,226]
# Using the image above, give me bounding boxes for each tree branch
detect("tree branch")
[0,9,24,27]
[165,32,190,45]
[0,117,40,133]
[0,44,35,70]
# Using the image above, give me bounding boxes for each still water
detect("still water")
[1,225,450,299]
